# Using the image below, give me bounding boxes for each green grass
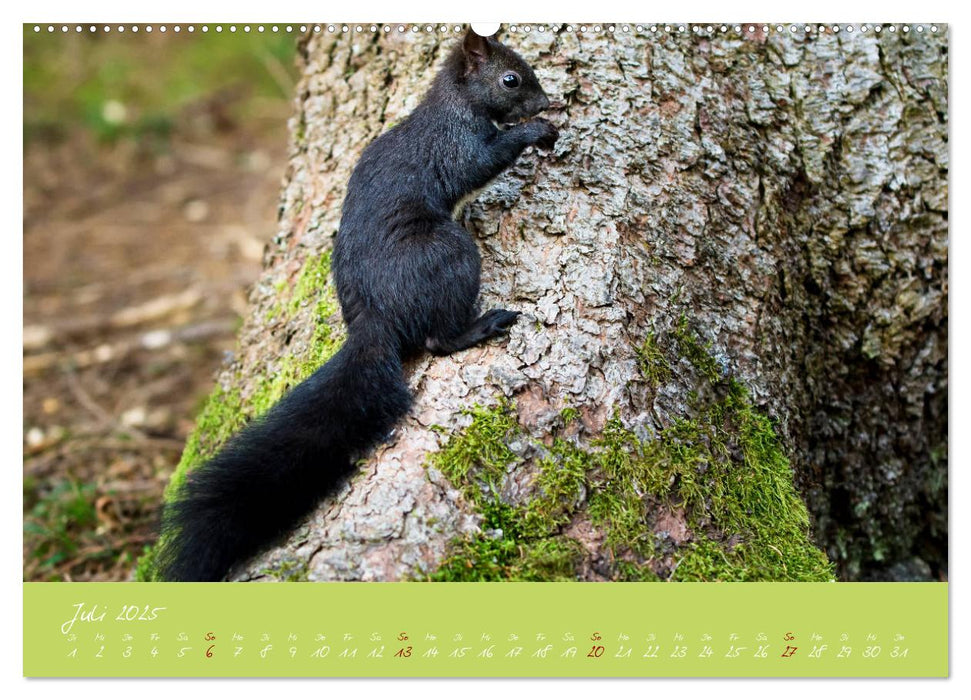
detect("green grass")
[24,477,99,578]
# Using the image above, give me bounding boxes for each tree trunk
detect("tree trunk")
[157,24,947,583]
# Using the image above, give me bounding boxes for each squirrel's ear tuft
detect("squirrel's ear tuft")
[462,29,491,72]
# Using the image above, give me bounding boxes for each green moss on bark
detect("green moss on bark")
[635,331,672,386]
[137,252,342,581]
[165,251,342,495]
[426,323,833,583]
[260,558,310,582]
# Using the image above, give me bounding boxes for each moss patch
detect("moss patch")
[166,251,342,495]
[426,323,833,583]
[424,406,586,582]
[635,331,672,386]
[260,558,310,582]
[673,314,722,384]
[249,253,344,418]
[133,545,158,583]
[138,251,342,581]
[429,499,587,582]
[162,385,246,500]
[431,400,519,503]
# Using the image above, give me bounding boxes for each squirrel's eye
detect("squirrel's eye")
[501,72,521,89]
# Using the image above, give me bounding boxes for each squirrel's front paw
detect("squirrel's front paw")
[528,118,559,150]
[480,308,521,336]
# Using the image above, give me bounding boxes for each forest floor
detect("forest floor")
[23,29,296,581]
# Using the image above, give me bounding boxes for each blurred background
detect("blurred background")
[23,26,299,581]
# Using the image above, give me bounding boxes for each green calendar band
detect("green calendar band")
[24,582,947,677]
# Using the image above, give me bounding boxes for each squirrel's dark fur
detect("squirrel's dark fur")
[157,30,558,581]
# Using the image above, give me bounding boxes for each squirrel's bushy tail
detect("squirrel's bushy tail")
[156,326,411,581]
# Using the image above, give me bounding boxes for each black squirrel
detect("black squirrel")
[156,29,559,581]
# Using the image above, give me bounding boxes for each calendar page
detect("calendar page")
[22,18,948,679]
[24,583,946,676]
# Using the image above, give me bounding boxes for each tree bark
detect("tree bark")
[161,24,947,582]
